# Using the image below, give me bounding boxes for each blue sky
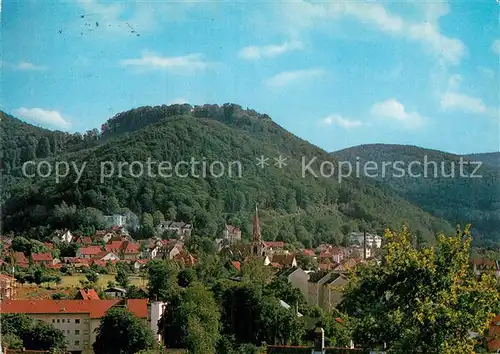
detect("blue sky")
[2,0,499,154]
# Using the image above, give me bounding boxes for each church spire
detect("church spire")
[252,204,261,242]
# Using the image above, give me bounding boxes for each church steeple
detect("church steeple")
[251,204,263,256]
[252,204,261,242]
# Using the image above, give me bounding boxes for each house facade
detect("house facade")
[1,299,148,354]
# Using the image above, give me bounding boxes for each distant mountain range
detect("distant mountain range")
[463,152,500,169]
[332,144,500,246]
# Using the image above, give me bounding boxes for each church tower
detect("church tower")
[251,205,263,256]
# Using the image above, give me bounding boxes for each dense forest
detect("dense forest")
[333,144,500,246]
[1,105,455,246]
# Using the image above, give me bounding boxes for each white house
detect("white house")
[52,230,73,244]
[104,214,127,228]
[348,232,382,248]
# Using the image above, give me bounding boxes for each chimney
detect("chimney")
[363,229,367,260]
[313,327,325,354]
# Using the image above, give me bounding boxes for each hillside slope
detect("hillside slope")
[1,105,453,246]
[463,152,500,169]
[332,144,500,246]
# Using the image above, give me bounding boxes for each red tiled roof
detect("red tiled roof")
[121,241,140,254]
[79,246,102,255]
[262,241,285,248]
[76,236,92,245]
[105,240,124,253]
[1,299,148,319]
[31,253,53,262]
[302,249,315,256]
[231,261,241,272]
[319,263,333,271]
[46,264,63,269]
[270,262,282,268]
[135,259,148,264]
[43,242,54,249]
[92,260,107,268]
[13,252,28,264]
[79,289,100,300]
[126,299,148,318]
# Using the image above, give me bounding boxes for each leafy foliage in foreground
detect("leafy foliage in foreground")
[341,225,499,353]
[1,105,452,246]
[93,307,157,354]
[1,313,66,351]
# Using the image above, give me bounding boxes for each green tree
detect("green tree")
[93,307,157,354]
[152,210,165,227]
[1,314,66,351]
[162,283,221,354]
[178,267,197,288]
[341,225,499,353]
[147,260,179,301]
[85,270,99,284]
[116,267,130,288]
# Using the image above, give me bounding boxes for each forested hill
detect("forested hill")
[332,144,500,246]
[1,105,453,247]
[463,152,500,169]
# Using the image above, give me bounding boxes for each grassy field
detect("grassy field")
[60,274,147,288]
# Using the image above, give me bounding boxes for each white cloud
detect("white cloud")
[120,53,212,72]
[492,39,500,55]
[447,74,462,91]
[440,92,487,114]
[370,99,425,130]
[168,98,189,105]
[1,61,46,71]
[13,107,71,129]
[16,62,46,71]
[239,41,303,60]
[321,115,363,129]
[264,68,324,87]
[408,22,465,65]
[274,1,465,65]
[440,74,494,116]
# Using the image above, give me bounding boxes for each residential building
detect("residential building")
[12,252,29,268]
[52,229,74,244]
[157,221,192,239]
[271,254,297,268]
[262,241,286,256]
[488,314,500,351]
[31,252,54,266]
[76,246,102,259]
[281,267,310,301]
[76,289,100,300]
[104,287,127,298]
[471,259,500,278]
[103,214,127,228]
[222,224,242,244]
[0,274,17,299]
[1,299,149,354]
[348,232,382,248]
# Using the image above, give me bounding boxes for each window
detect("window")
[57,319,60,323]
[83,330,89,335]
[75,319,80,324]
[62,319,65,323]
[52,319,55,323]
[75,340,80,346]
[67,319,71,323]
[67,330,70,334]
[75,330,80,335]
